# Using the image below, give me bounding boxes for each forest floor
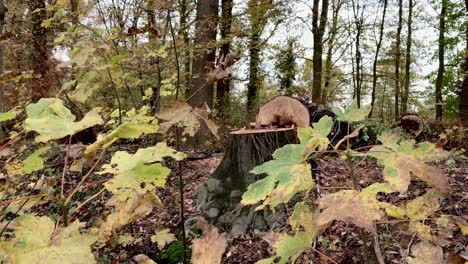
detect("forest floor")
[91,147,467,264]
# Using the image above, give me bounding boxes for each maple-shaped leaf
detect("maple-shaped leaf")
[151,229,177,250]
[85,106,158,155]
[156,101,218,138]
[317,183,395,232]
[0,109,18,122]
[0,215,97,263]
[369,132,449,194]
[242,116,333,209]
[118,235,143,247]
[407,241,444,264]
[99,191,160,242]
[6,146,50,176]
[23,98,103,142]
[191,220,227,264]
[336,100,371,122]
[100,143,185,195]
[257,203,323,264]
[405,189,441,221]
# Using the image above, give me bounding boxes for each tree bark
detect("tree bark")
[311,0,329,105]
[394,0,403,120]
[322,0,343,106]
[435,0,446,121]
[216,0,233,115]
[247,32,261,119]
[369,0,387,118]
[0,0,5,139]
[146,0,161,114]
[402,0,413,114]
[459,0,468,125]
[188,0,218,109]
[352,0,364,108]
[29,0,49,102]
[180,0,192,99]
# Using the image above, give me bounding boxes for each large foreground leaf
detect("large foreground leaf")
[191,220,227,264]
[24,98,103,142]
[369,132,449,194]
[0,215,97,263]
[407,241,444,264]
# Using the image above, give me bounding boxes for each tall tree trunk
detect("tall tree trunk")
[247,32,261,119]
[459,0,468,125]
[352,0,364,108]
[394,0,403,120]
[402,0,413,114]
[311,0,329,105]
[369,0,387,118]
[147,0,161,113]
[188,0,218,109]
[30,0,49,102]
[0,0,5,139]
[435,0,446,121]
[217,0,233,115]
[322,0,342,106]
[180,0,192,99]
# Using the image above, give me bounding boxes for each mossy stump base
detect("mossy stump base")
[195,128,298,235]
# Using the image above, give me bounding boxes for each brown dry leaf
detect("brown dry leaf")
[407,241,444,264]
[133,254,157,264]
[191,220,227,264]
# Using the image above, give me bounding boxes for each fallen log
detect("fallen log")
[396,114,424,137]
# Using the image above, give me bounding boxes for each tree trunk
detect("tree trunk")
[216,0,233,115]
[0,0,5,140]
[352,0,364,108]
[195,128,298,235]
[247,32,261,119]
[29,0,49,102]
[188,0,218,109]
[394,0,403,120]
[180,0,192,99]
[311,0,329,105]
[459,0,468,125]
[146,0,161,114]
[402,0,413,114]
[322,0,342,106]
[369,0,387,118]
[435,0,446,121]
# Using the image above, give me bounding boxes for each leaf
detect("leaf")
[0,215,97,263]
[156,101,218,138]
[24,98,103,142]
[408,221,448,246]
[99,192,160,242]
[6,146,50,176]
[118,235,142,246]
[101,143,185,195]
[405,189,441,221]
[0,110,18,122]
[336,100,371,122]
[84,107,158,155]
[369,132,449,194]
[133,254,158,264]
[191,220,227,264]
[408,241,444,264]
[151,229,177,250]
[316,183,395,232]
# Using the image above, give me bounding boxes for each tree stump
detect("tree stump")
[195,128,298,235]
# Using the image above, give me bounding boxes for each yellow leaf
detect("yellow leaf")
[191,220,227,264]
[408,241,444,264]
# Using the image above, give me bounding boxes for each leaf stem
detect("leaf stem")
[69,187,106,217]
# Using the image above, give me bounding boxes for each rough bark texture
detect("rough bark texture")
[0,0,5,139]
[460,0,468,125]
[323,0,342,106]
[394,0,403,120]
[435,0,446,121]
[402,0,413,114]
[247,32,261,119]
[369,0,387,118]
[189,0,218,108]
[195,129,298,235]
[311,0,329,105]
[180,0,192,99]
[352,0,364,108]
[216,0,233,114]
[29,0,49,102]
[147,0,161,114]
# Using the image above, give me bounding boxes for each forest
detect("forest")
[0,0,466,263]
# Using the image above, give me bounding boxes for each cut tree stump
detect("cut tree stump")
[195,128,298,235]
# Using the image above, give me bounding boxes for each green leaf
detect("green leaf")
[405,189,441,221]
[85,106,158,155]
[369,132,449,194]
[317,183,395,232]
[151,229,177,250]
[0,110,18,122]
[337,100,371,122]
[0,215,97,263]
[408,241,444,264]
[6,146,50,176]
[24,98,103,142]
[101,143,185,195]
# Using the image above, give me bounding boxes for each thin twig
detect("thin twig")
[373,229,385,264]
[69,187,106,217]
